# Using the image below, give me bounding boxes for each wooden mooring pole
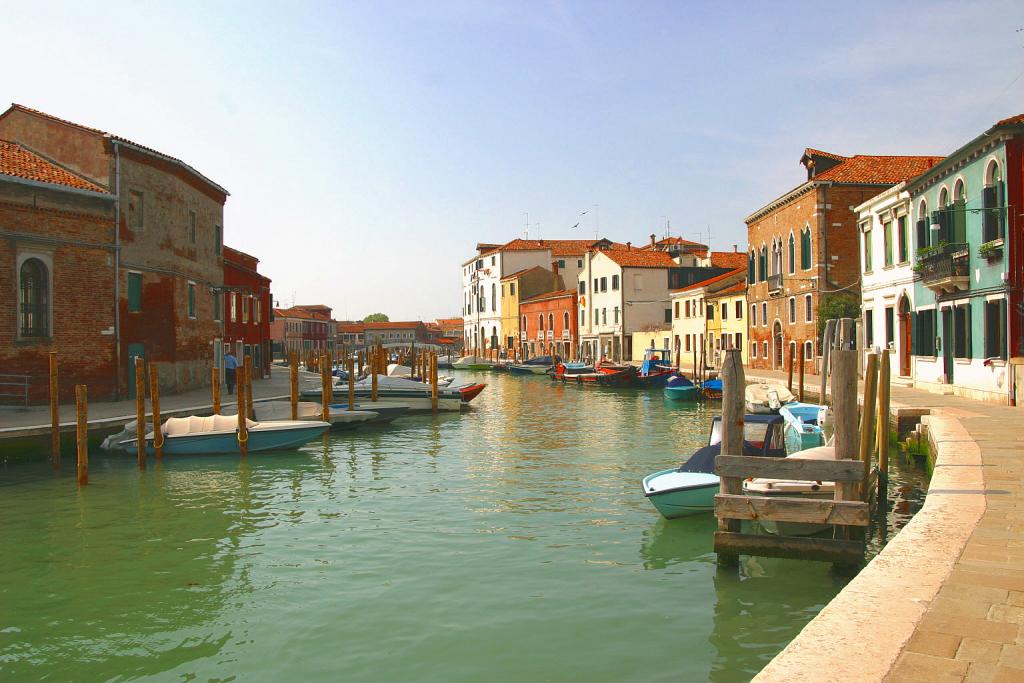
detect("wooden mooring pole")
[820,319,836,402]
[49,352,59,468]
[798,342,805,402]
[211,367,221,414]
[76,384,88,486]
[371,348,379,402]
[347,356,355,410]
[149,363,163,459]
[716,348,745,566]
[134,356,146,470]
[832,331,859,542]
[876,350,892,500]
[290,352,299,421]
[321,353,330,422]
[431,352,438,414]
[859,353,880,501]
[244,355,254,419]
[237,366,248,457]
[787,342,794,393]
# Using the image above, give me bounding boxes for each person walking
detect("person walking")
[224,350,238,395]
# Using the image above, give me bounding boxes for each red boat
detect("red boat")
[457,383,487,403]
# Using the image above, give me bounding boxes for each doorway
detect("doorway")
[941,308,954,384]
[899,296,912,376]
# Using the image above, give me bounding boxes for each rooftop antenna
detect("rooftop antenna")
[594,204,599,240]
[523,212,529,239]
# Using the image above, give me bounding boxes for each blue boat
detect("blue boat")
[700,378,723,399]
[779,402,826,454]
[133,414,329,455]
[642,415,786,518]
[663,375,700,401]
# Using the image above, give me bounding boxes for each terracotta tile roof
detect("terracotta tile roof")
[520,288,577,303]
[0,139,108,193]
[600,249,677,268]
[500,265,546,280]
[277,306,330,321]
[710,251,747,270]
[995,113,1024,127]
[436,318,463,327]
[803,148,848,162]
[480,238,628,259]
[670,267,744,294]
[337,323,366,333]
[362,321,426,330]
[706,281,747,298]
[812,154,944,184]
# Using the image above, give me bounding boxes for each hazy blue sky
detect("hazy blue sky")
[6,1,1023,320]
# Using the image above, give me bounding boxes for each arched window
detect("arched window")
[771,238,782,275]
[950,179,968,243]
[748,250,756,281]
[983,160,1005,241]
[563,311,569,330]
[538,314,544,331]
[522,315,527,330]
[937,187,951,242]
[758,245,767,282]
[491,283,496,312]
[787,233,795,274]
[19,258,49,337]
[916,199,930,249]
[548,313,554,331]
[800,228,811,270]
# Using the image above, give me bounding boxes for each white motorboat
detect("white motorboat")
[744,383,796,414]
[253,400,376,430]
[125,414,329,455]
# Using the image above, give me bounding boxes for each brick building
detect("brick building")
[363,321,431,346]
[336,322,365,349]
[271,305,332,357]
[745,148,943,373]
[0,104,231,397]
[0,139,118,402]
[223,246,272,377]
[519,289,578,359]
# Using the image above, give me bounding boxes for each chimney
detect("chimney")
[650,234,656,247]
[733,244,738,252]
[626,241,631,251]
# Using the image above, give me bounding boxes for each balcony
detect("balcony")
[918,242,970,293]
[767,273,783,296]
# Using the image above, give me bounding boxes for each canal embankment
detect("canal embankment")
[745,368,1024,681]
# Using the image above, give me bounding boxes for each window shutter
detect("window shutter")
[964,303,972,359]
[982,186,998,242]
[996,182,1006,239]
[952,199,967,243]
[916,219,928,250]
[910,311,918,355]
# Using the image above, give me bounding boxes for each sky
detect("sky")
[5,1,1024,321]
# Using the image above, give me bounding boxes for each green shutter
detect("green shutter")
[127,272,141,312]
[910,311,918,355]
[951,199,967,243]
[996,182,1006,239]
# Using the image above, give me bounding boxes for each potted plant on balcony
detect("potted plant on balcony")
[979,239,1003,261]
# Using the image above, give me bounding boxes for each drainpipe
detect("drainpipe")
[113,141,122,400]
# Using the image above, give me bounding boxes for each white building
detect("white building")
[856,182,915,379]
[460,238,622,354]
[577,248,678,362]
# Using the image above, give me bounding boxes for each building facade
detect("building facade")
[0,140,118,402]
[707,282,748,368]
[670,269,745,372]
[499,266,562,353]
[271,306,331,356]
[909,115,1024,403]
[363,321,430,346]
[745,148,942,375]
[519,289,577,359]
[223,246,272,378]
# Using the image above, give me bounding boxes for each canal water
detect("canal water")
[0,372,926,682]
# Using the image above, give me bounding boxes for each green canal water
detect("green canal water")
[0,372,926,682]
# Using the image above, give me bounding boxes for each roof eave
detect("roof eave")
[0,171,114,200]
[111,138,230,198]
[905,123,1024,195]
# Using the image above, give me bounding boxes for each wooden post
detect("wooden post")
[717,348,745,565]
[876,350,892,490]
[786,342,794,392]
[134,356,146,470]
[692,344,697,378]
[832,347,859,540]
[371,348,379,402]
[410,342,415,378]
[859,353,880,500]
[289,352,299,421]
[820,319,836,403]
[244,355,254,419]
[347,356,355,410]
[75,384,88,486]
[149,363,163,459]
[798,341,806,402]
[211,367,221,414]
[431,352,438,413]
[321,353,330,422]
[237,366,248,457]
[49,352,59,468]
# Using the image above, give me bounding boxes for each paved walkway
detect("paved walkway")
[743,368,1024,682]
[0,366,324,437]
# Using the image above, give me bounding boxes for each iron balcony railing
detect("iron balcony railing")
[767,273,783,292]
[919,242,970,286]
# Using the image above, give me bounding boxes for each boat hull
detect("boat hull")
[663,384,700,401]
[744,489,836,536]
[148,423,328,455]
[642,469,720,518]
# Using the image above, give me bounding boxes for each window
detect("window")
[491,283,496,312]
[615,307,621,324]
[563,311,569,330]
[983,161,1005,242]
[736,332,742,350]
[674,301,680,319]
[491,256,495,265]
[593,278,598,292]
[242,296,250,324]
[476,259,483,270]
[762,341,768,358]
[800,228,811,269]
[804,340,813,360]
[721,303,728,320]
[230,293,237,322]
[685,300,691,318]
[863,225,873,272]
[883,221,893,267]
[600,277,607,292]
[751,342,758,358]
[602,308,607,325]
[579,281,585,294]
[788,297,795,324]
[686,335,691,352]
[214,225,222,255]
[787,233,795,274]
[761,302,767,326]
[751,304,757,326]
[771,239,782,276]
[254,300,261,324]
[736,301,742,319]
[558,259,565,268]
[548,313,554,331]
[510,283,516,296]
[985,299,1007,360]
[748,251,756,281]
[953,304,971,359]
[758,246,767,281]
[128,190,144,231]
[707,304,715,320]
[580,310,585,326]
[214,291,221,321]
[885,307,894,347]
[19,258,49,337]
[611,274,619,290]
[187,282,196,318]
[804,295,812,323]
[594,309,598,324]
[577,259,583,268]
[127,272,142,312]
[916,200,930,250]
[523,315,527,329]
[188,210,197,244]
[897,216,908,263]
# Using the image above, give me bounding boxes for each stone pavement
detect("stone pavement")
[742,368,1024,682]
[0,365,324,438]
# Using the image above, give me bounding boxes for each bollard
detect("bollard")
[49,352,60,468]
[237,366,248,457]
[211,366,221,414]
[149,363,163,459]
[135,356,146,470]
[76,384,88,485]
[290,352,299,421]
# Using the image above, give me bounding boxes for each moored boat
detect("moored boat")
[744,382,796,414]
[779,402,826,454]
[452,355,496,370]
[129,414,329,455]
[663,375,700,401]
[254,400,376,430]
[551,362,595,381]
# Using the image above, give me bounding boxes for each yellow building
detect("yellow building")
[670,269,745,373]
[630,327,673,363]
[499,266,562,356]
[706,282,747,369]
